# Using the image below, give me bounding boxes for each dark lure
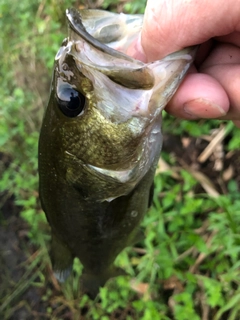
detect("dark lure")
[38,8,195,298]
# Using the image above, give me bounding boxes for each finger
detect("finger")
[142,0,240,61]
[201,64,240,120]
[195,41,213,67]
[200,43,240,68]
[200,44,240,120]
[216,31,240,47]
[165,73,229,119]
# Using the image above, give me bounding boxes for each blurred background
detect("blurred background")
[0,1,240,319]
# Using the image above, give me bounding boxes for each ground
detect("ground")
[1,129,239,319]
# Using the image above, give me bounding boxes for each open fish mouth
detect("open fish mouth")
[54,8,196,200]
[56,8,196,123]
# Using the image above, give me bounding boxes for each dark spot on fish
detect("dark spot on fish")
[57,86,86,117]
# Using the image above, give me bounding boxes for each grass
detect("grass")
[0,0,240,319]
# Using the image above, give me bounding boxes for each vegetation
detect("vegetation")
[0,0,240,319]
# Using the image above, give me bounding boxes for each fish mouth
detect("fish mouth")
[66,8,155,91]
[57,8,196,123]
[59,9,196,200]
[66,8,143,64]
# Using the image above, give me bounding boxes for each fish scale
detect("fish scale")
[61,110,142,166]
[38,8,196,299]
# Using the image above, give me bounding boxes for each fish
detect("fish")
[38,8,195,299]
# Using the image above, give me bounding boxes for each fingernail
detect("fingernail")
[183,98,227,118]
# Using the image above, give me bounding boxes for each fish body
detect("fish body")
[38,8,195,298]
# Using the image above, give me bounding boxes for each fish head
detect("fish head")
[43,8,195,201]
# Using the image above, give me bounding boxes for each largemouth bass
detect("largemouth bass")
[38,8,195,299]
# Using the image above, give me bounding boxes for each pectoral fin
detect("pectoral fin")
[50,232,73,282]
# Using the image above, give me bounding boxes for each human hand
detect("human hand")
[127,0,240,127]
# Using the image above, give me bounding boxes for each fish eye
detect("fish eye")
[57,86,85,117]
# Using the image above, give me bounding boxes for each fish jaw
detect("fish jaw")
[65,8,196,121]
[50,9,196,200]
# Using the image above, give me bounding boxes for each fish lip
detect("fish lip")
[66,8,140,63]
[65,8,156,90]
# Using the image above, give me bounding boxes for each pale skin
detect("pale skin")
[127,0,240,127]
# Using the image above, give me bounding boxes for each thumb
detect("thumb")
[131,0,239,61]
